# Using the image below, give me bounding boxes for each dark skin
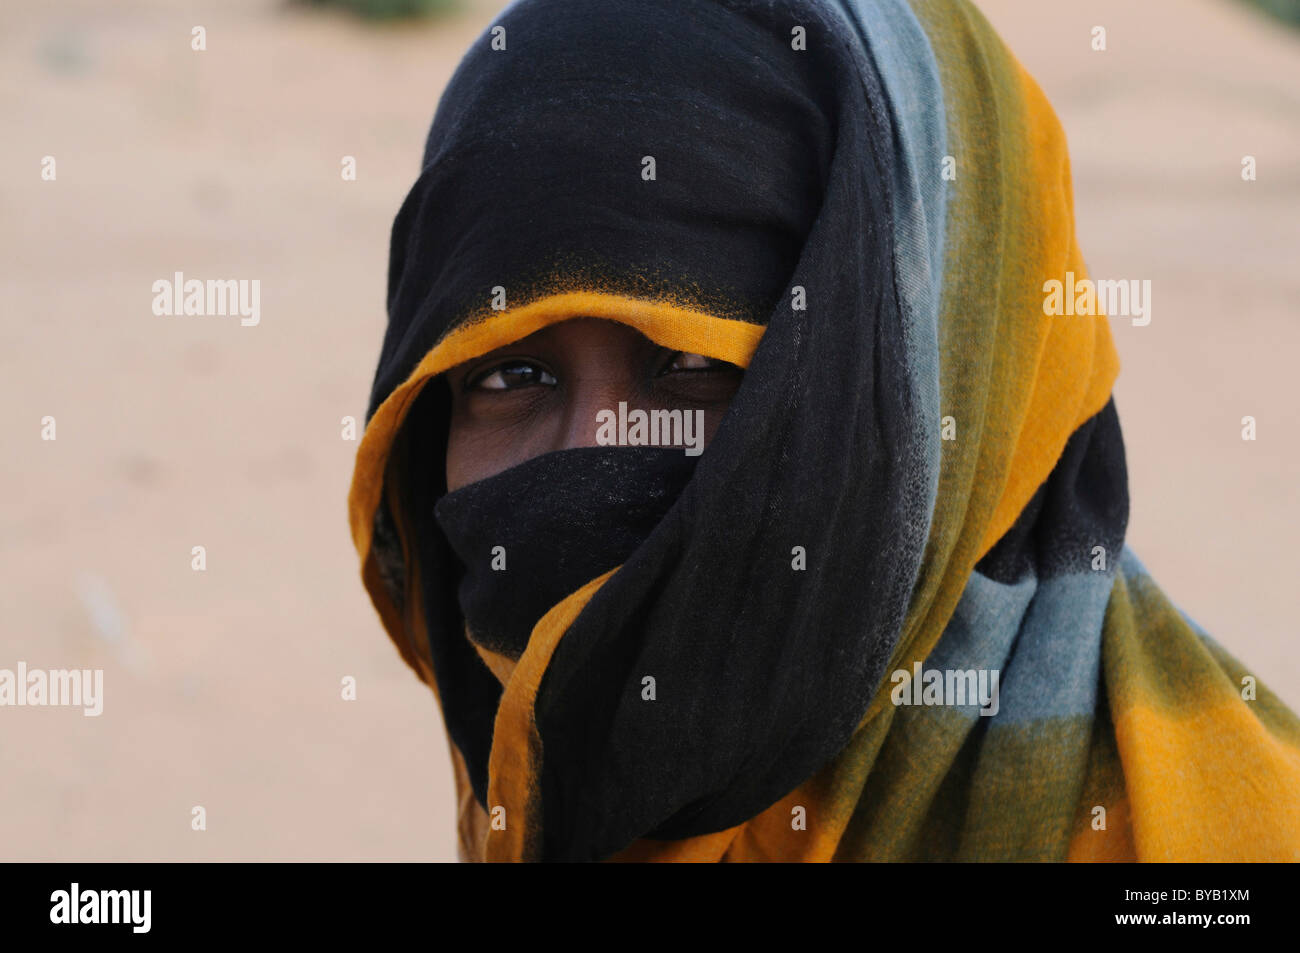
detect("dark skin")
[444,318,743,491]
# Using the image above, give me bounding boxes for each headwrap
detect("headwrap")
[347,0,1300,861]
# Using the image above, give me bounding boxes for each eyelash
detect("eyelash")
[464,352,730,392]
[659,351,722,374]
[464,361,556,392]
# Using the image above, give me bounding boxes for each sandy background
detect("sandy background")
[1,0,1296,861]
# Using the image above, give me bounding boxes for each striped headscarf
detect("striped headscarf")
[347,0,1300,861]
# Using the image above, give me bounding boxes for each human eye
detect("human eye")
[657,351,736,374]
[466,360,558,392]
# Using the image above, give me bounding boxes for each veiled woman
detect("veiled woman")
[347,0,1300,862]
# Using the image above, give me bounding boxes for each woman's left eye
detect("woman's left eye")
[662,351,723,373]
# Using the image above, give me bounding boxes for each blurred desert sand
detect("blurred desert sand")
[0,0,1296,861]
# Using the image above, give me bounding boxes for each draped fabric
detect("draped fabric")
[347,0,1300,861]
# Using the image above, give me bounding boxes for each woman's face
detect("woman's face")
[444,318,743,491]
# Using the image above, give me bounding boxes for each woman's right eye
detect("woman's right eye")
[467,361,558,392]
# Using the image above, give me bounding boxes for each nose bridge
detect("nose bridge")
[558,372,633,450]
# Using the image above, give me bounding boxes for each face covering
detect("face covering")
[433,445,700,662]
